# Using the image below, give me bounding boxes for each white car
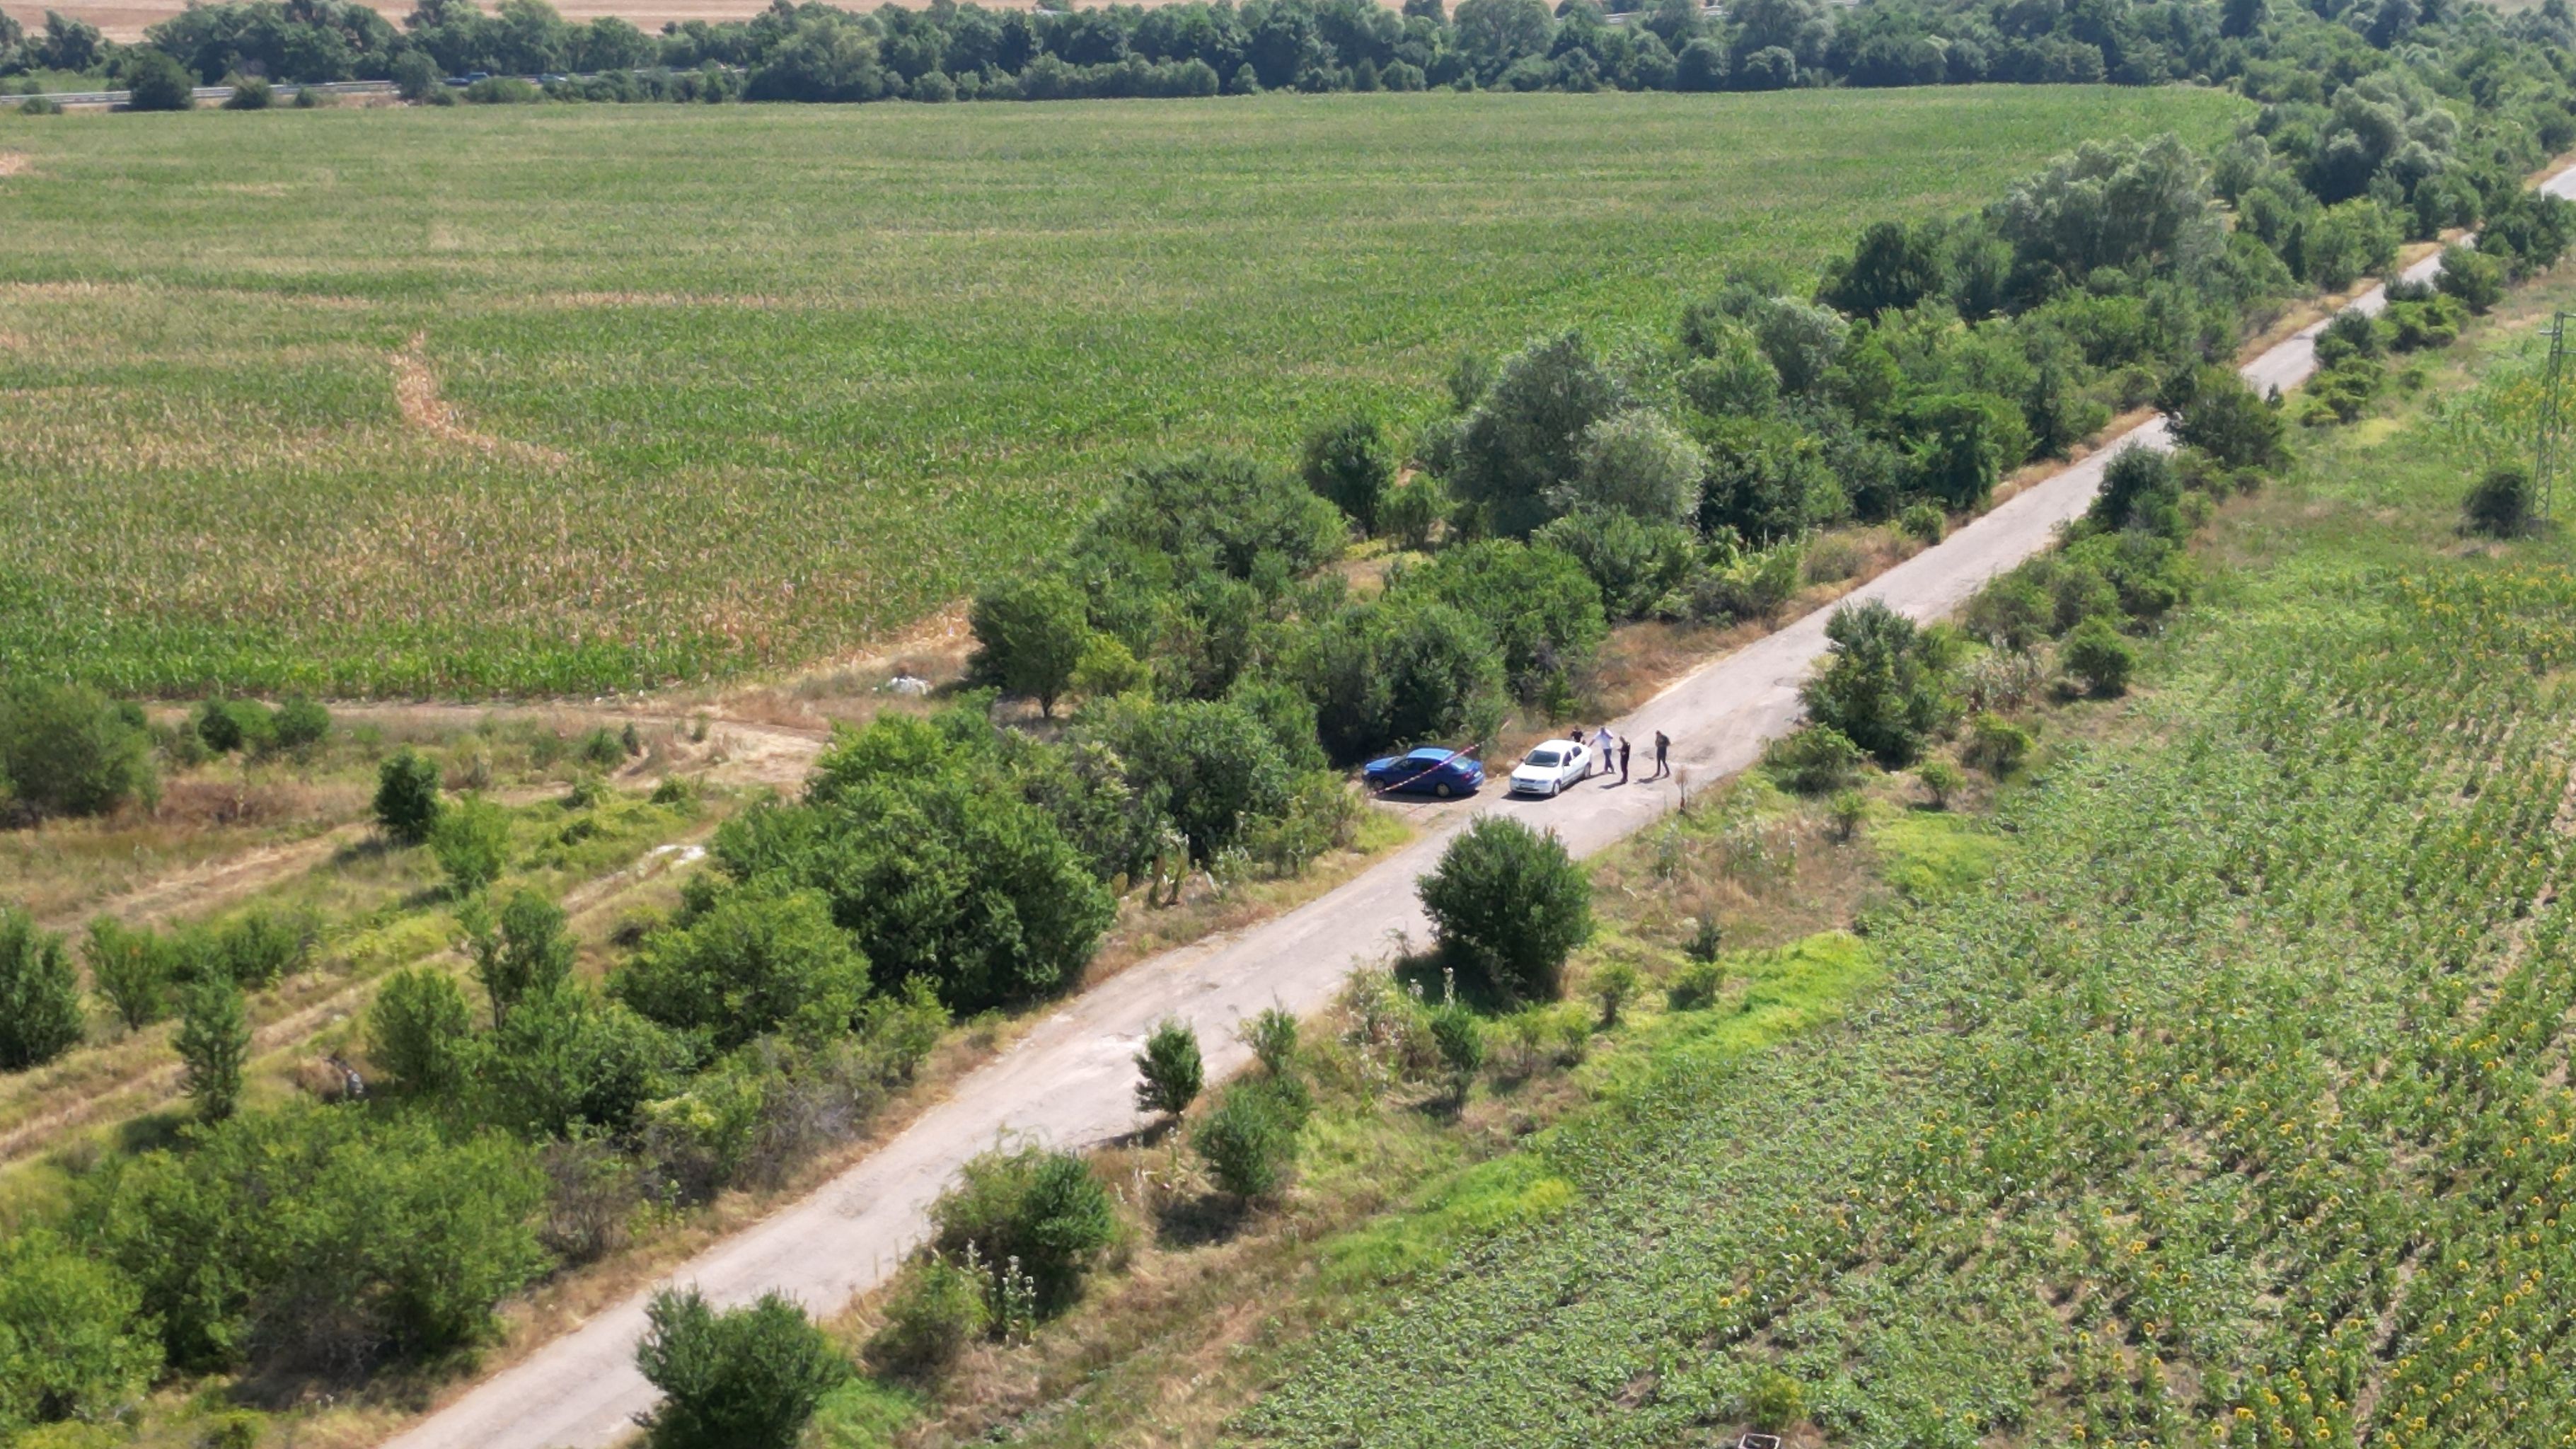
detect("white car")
[1508,740,1593,797]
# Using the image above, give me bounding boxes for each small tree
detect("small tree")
[374,748,444,845]
[1301,413,1394,534]
[1763,724,1867,795]
[1590,958,1639,1029]
[464,889,575,1029]
[1914,758,1965,809]
[969,575,1089,719]
[1961,713,2033,776]
[272,696,331,751]
[2435,242,2505,313]
[175,974,249,1121]
[1133,1017,1203,1120]
[367,966,478,1096]
[2464,465,2536,538]
[1428,1001,1484,1095]
[431,795,512,898]
[0,681,156,821]
[1800,599,1959,768]
[122,50,196,111]
[1827,787,1869,842]
[0,909,84,1071]
[391,51,441,100]
[612,887,870,1049]
[635,1288,851,1449]
[2062,617,2136,696]
[1419,817,1594,1000]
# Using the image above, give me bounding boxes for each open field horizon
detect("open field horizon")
[0,87,2245,697]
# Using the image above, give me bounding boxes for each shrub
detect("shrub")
[1666,954,1724,1010]
[432,795,512,897]
[463,889,575,1029]
[1827,788,1869,842]
[464,75,542,103]
[865,1255,989,1380]
[1589,958,1639,1029]
[89,1104,548,1373]
[1914,758,1965,808]
[1301,413,1394,534]
[1763,724,1866,795]
[87,917,173,1031]
[391,51,439,100]
[291,83,333,108]
[1450,331,1628,537]
[2160,364,2284,472]
[1561,409,1705,524]
[0,682,156,821]
[1897,501,1943,543]
[1960,712,2033,776]
[613,888,870,1051]
[969,575,1089,719]
[1242,1006,1298,1075]
[0,1229,161,1438]
[1428,1000,1484,1087]
[221,74,271,108]
[1380,472,1449,551]
[1194,1076,1307,1199]
[1799,599,1959,768]
[930,1147,1118,1315]
[634,1288,850,1449]
[1403,538,1608,705]
[175,975,248,1121]
[1133,1017,1203,1119]
[1419,817,1593,1001]
[2061,616,2135,696]
[122,50,196,110]
[578,727,627,770]
[0,910,83,1072]
[2464,465,2536,538]
[374,749,443,844]
[366,966,478,1096]
[271,695,330,751]
[1748,1368,1808,1432]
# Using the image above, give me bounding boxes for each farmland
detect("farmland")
[1206,299,2576,1443]
[0,87,2243,697]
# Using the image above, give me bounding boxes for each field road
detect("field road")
[381,161,2576,1449]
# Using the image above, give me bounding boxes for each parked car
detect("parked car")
[1362,746,1484,798]
[1508,740,1592,797]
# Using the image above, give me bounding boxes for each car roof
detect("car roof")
[1406,747,1455,760]
[1525,745,1563,761]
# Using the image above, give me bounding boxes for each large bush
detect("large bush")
[615,887,870,1051]
[1800,599,1960,768]
[122,49,197,110]
[1302,412,1396,534]
[969,575,1089,719]
[366,966,478,1097]
[635,1288,850,1449]
[88,1105,549,1373]
[1193,1075,1308,1198]
[0,909,83,1073]
[373,748,444,845]
[1402,539,1607,705]
[0,682,156,822]
[1417,816,1594,1000]
[928,1146,1118,1316]
[175,975,249,1122]
[0,1229,160,1439]
[2464,465,2537,538]
[1450,331,1627,537]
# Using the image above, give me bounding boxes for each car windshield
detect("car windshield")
[1525,747,1563,768]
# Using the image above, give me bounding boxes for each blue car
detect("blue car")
[1362,747,1484,798]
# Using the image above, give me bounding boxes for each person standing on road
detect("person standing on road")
[1593,725,1617,778]
[1652,729,1670,780]
[1618,736,1631,783]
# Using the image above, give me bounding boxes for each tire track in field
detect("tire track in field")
[390,330,573,466]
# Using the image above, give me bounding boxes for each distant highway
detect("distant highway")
[0,79,397,107]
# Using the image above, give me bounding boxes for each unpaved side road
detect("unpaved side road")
[381,169,2576,1449]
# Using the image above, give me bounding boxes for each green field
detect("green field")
[0,87,2244,697]
[1235,313,2576,1444]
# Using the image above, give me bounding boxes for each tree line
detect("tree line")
[8,0,2576,109]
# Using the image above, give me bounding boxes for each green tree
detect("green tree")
[2062,616,2137,695]
[1899,392,2028,510]
[1302,412,1395,534]
[1092,697,1295,861]
[465,889,576,1029]
[1428,1000,1484,1094]
[1801,599,1960,768]
[613,887,870,1050]
[373,747,444,845]
[1404,538,1607,705]
[1133,1017,1203,1119]
[1561,410,1705,525]
[480,976,681,1138]
[930,1147,1118,1315]
[390,49,440,99]
[431,794,512,898]
[2464,464,2536,538]
[1450,331,1627,537]
[635,1288,850,1449]
[1818,219,1946,318]
[864,1256,989,1381]
[122,49,197,110]
[1418,817,1595,1000]
[272,695,331,751]
[0,681,156,821]
[2161,364,2285,471]
[969,575,1090,719]
[175,974,248,1121]
[367,966,478,1096]
[1304,598,1507,764]
[0,1229,160,1438]
[2436,242,2505,313]
[0,908,83,1072]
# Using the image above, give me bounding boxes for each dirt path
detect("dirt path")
[389,331,572,467]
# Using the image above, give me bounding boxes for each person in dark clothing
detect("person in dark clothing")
[1619,736,1631,783]
[1652,730,1670,780]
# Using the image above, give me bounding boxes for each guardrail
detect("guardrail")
[0,79,397,108]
